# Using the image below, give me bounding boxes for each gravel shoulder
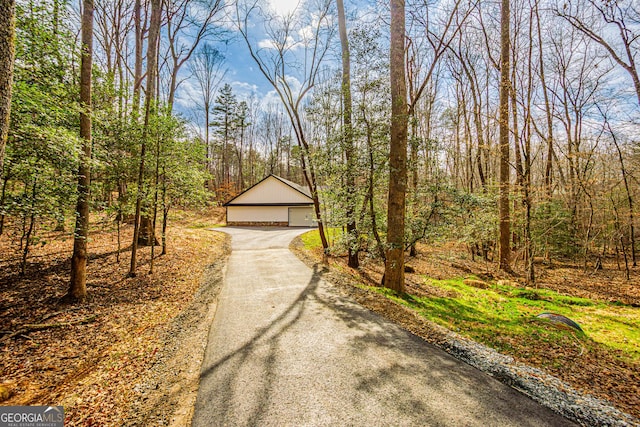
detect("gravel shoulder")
[124,233,231,426]
[289,238,639,427]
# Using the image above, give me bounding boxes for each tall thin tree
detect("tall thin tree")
[0,0,16,174]
[383,0,408,292]
[129,0,162,277]
[189,44,225,194]
[236,0,334,251]
[336,0,359,268]
[67,0,94,301]
[498,0,511,271]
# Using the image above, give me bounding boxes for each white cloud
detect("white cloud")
[257,35,297,50]
[256,74,303,106]
[174,79,201,110]
[262,89,286,107]
[232,81,259,92]
[231,80,260,100]
[282,74,302,93]
[268,0,301,16]
[258,38,278,49]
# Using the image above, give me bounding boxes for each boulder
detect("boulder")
[536,312,584,333]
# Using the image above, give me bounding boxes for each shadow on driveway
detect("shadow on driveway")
[194,259,573,427]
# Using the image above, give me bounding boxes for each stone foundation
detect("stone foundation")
[226,221,289,227]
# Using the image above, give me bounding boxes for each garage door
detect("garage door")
[288,207,315,227]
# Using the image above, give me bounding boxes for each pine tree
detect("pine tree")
[211,83,237,191]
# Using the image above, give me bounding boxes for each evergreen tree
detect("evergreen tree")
[211,83,237,194]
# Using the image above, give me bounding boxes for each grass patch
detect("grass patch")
[187,222,224,229]
[366,276,639,363]
[300,228,343,250]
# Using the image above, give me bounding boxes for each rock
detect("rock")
[0,385,11,402]
[463,279,489,289]
[536,312,584,333]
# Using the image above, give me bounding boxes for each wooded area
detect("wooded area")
[0,0,638,423]
[0,0,638,295]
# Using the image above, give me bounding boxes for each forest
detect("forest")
[0,0,638,423]
[1,0,639,291]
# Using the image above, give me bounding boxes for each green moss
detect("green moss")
[361,275,639,363]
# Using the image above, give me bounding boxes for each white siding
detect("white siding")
[227,206,289,223]
[230,176,312,205]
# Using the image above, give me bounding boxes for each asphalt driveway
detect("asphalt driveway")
[192,227,574,426]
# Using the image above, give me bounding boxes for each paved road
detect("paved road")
[193,227,573,427]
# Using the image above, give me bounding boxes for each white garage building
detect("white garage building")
[224,174,317,227]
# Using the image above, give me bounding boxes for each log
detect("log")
[0,315,97,341]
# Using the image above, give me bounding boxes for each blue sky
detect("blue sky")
[174,0,318,114]
[172,0,381,119]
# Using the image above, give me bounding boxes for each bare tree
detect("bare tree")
[599,105,636,267]
[404,0,473,256]
[235,0,335,251]
[189,44,226,194]
[0,0,16,175]
[533,0,555,197]
[448,35,489,192]
[94,0,134,117]
[406,0,474,116]
[67,0,94,301]
[548,26,608,243]
[132,0,149,119]
[557,0,640,106]
[163,0,225,112]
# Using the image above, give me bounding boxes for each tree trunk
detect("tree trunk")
[161,166,168,255]
[20,179,37,276]
[116,210,121,263]
[337,0,359,269]
[67,0,94,302]
[129,0,161,277]
[498,0,511,272]
[149,119,162,273]
[457,57,486,191]
[383,0,407,293]
[362,99,385,261]
[296,129,329,252]
[604,113,636,267]
[0,173,9,235]
[535,0,554,197]
[0,0,16,175]
[132,0,144,119]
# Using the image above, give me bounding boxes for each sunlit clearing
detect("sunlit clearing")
[268,0,300,16]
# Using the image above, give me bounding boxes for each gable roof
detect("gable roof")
[272,175,312,198]
[223,174,313,206]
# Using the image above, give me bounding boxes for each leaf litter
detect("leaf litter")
[0,208,229,426]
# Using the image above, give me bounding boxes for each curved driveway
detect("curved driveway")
[193,227,573,427]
